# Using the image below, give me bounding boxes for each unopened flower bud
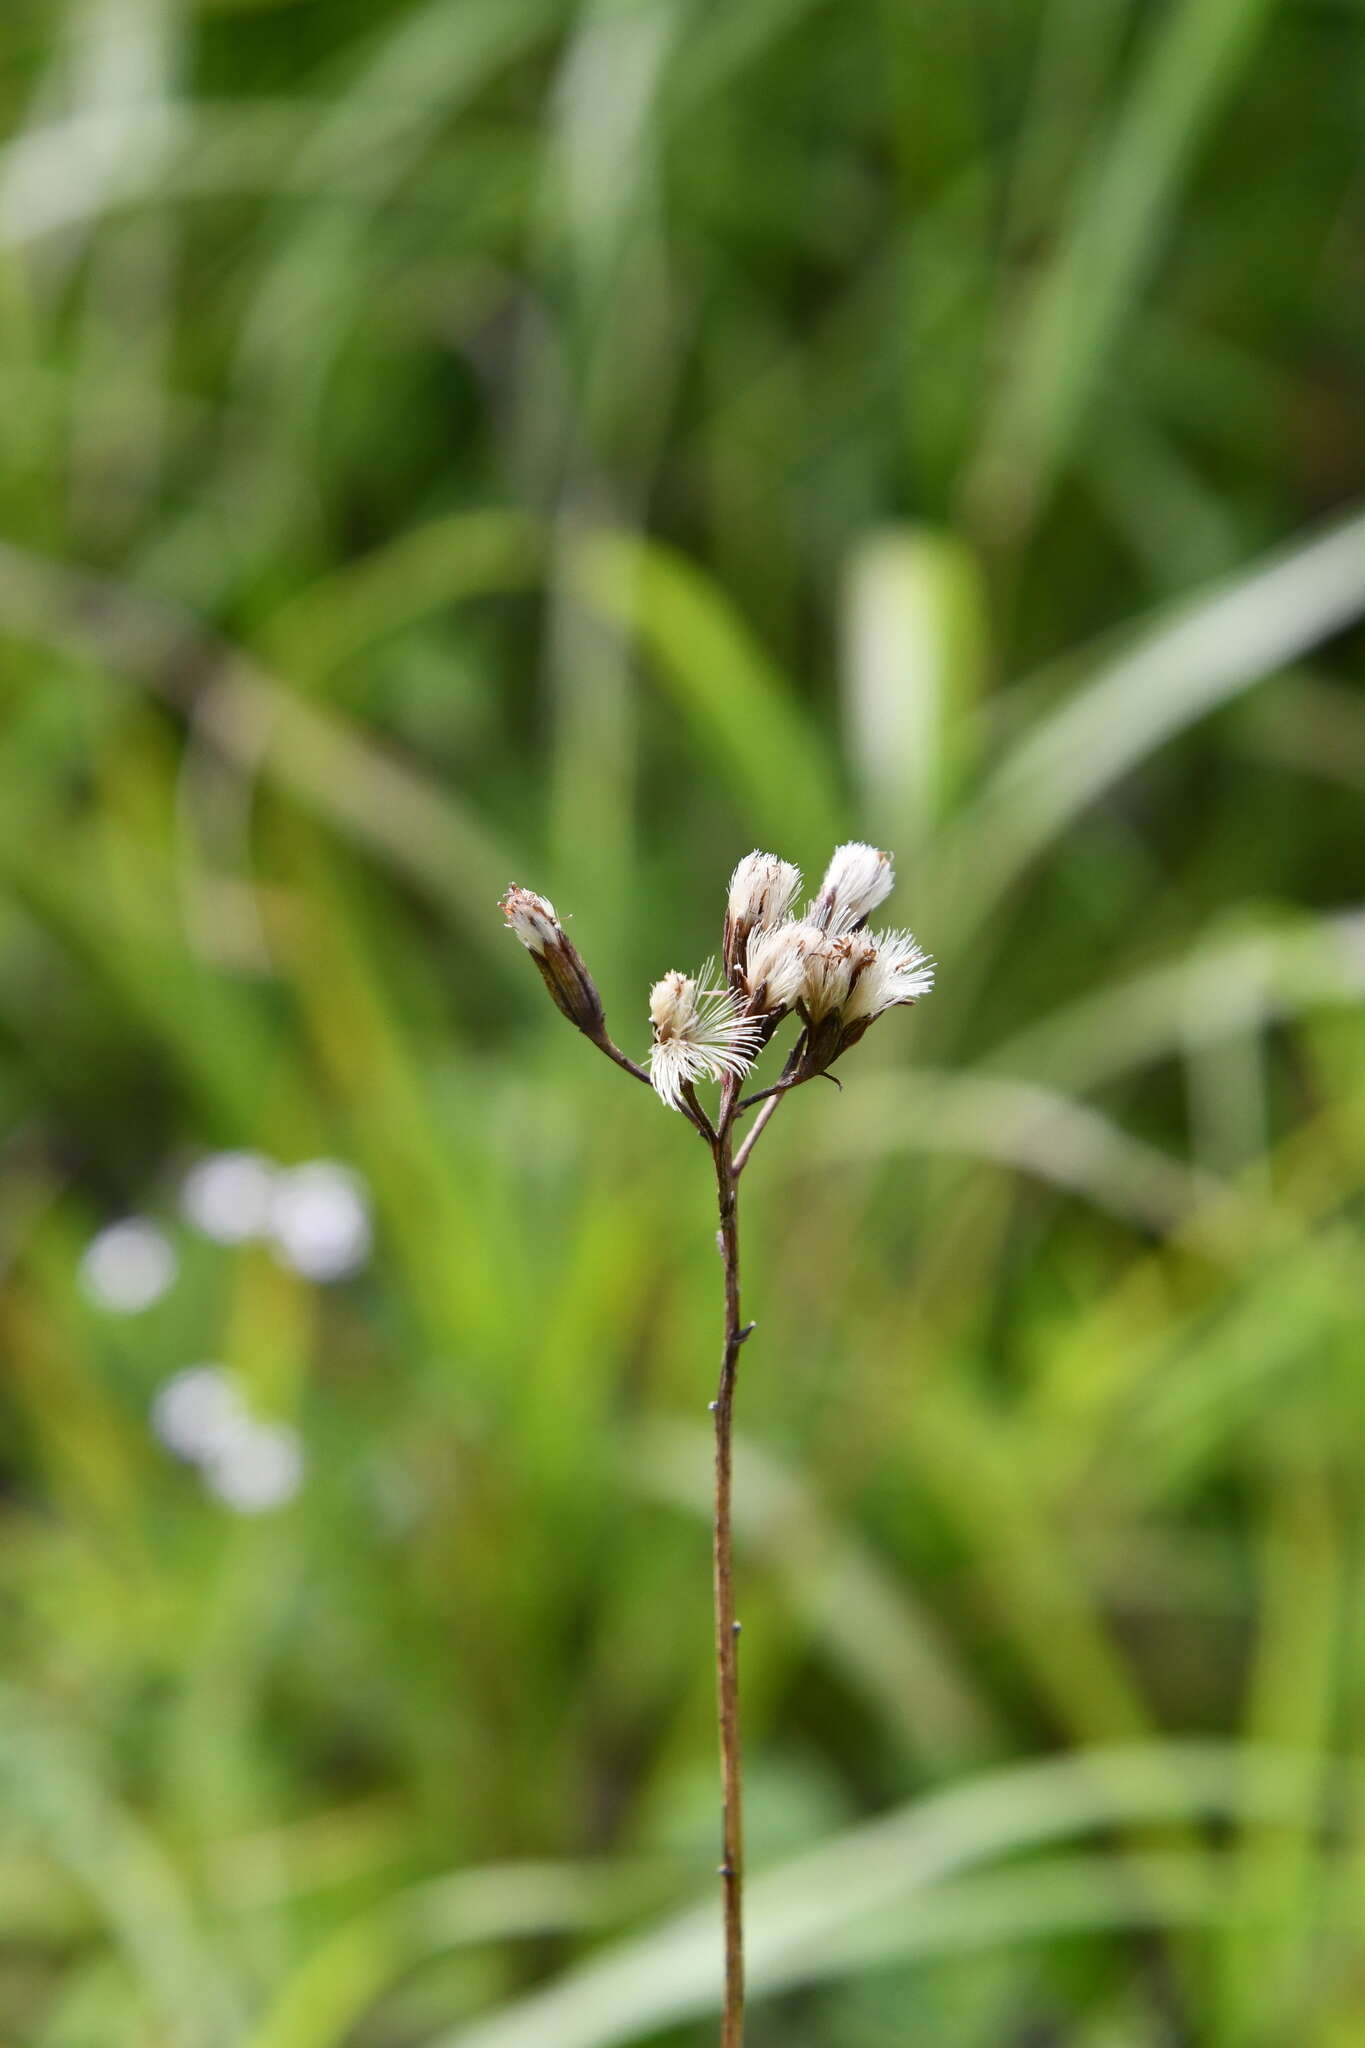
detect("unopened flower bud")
[723,851,802,977]
[501,886,560,952]
[808,842,894,934]
[500,884,605,1039]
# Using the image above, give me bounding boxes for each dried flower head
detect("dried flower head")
[842,928,936,1028]
[500,884,605,1038]
[808,841,894,934]
[793,931,871,1071]
[796,925,934,1071]
[741,918,816,1016]
[799,931,878,1021]
[648,967,763,1111]
[723,851,802,977]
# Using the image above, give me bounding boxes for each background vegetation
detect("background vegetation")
[2,0,1364,2041]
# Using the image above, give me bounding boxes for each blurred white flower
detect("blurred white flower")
[151,1365,307,1514]
[180,1151,278,1243]
[268,1160,372,1281]
[80,1218,176,1313]
[152,1364,247,1461]
[202,1419,306,1515]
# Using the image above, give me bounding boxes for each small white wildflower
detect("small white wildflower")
[152,1364,248,1462]
[743,920,817,1015]
[181,1151,277,1244]
[843,928,936,1026]
[724,851,802,974]
[269,1161,372,1282]
[808,842,894,934]
[80,1218,176,1314]
[648,966,763,1111]
[203,1418,305,1515]
[499,885,561,953]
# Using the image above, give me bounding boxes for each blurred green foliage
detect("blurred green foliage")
[2,0,1365,2041]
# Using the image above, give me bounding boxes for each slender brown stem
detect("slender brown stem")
[732,1091,783,1177]
[733,1078,794,1114]
[735,1032,808,1119]
[710,1079,750,2046]
[591,1032,653,1088]
[590,1032,715,1141]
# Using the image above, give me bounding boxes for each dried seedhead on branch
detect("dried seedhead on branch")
[499,842,933,2048]
[502,842,932,1121]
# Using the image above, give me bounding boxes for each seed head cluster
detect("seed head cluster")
[501,843,933,1117]
[502,842,931,2039]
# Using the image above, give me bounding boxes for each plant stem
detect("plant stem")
[732,1091,782,1177]
[711,1095,750,2047]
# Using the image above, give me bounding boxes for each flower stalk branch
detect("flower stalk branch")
[709,1074,753,2045]
[499,845,934,2046]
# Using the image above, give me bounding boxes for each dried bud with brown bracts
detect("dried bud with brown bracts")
[499,885,605,1039]
[795,931,877,1074]
[723,851,802,980]
[800,931,877,1022]
[808,842,894,935]
[794,925,934,1075]
[500,886,559,952]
